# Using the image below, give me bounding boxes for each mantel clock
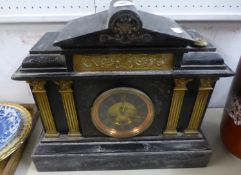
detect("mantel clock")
[12,0,233,171]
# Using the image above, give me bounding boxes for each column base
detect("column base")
[184,130,200,135]
[44,132,59,138]
[163,130,178,135]
[68,132,81,137]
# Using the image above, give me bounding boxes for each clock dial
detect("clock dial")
[91,87,154,138]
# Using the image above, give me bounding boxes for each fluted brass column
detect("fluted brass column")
[164,78,192,135]
[55,80,81,137]
[28,80,59,137]
[185,78,217,135]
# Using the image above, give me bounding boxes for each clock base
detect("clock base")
[32,132,212,171]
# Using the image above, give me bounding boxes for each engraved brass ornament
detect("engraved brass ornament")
[100,12,152,43]
[91,88,154,138]
[73,53,173,72]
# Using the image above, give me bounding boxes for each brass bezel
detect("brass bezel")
[0,103,32,161]
[91,87,155,138]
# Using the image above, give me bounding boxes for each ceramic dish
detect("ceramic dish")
[0,103,32,161]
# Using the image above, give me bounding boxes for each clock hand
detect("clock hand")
[120,95,126,113]
[121,102,126,113]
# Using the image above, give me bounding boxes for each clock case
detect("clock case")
[12,0,233,171]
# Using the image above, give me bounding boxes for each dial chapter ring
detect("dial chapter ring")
[91,87,155,138]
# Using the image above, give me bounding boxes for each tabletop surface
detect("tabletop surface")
[15,108,241,175]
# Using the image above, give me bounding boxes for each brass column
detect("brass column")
[185,78,217,134]
[28,80,59,137]
[55,80,81,137]
[164,78,192,135]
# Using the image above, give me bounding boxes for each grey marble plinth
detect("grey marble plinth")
[32,133,212,171]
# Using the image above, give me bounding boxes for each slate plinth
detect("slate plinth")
[32,132,211,171]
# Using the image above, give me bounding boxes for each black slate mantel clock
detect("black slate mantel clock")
[12,0,233,171]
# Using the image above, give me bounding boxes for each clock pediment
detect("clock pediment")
[53,2,194,49]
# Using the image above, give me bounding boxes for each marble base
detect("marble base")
[32,132,212,171]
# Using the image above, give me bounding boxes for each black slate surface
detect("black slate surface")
[30,32,61,54]
[12,67,234,81]
[32,133,212,171]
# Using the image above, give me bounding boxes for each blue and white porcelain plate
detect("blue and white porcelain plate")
[0,105,22,149]
[0,103,32,161]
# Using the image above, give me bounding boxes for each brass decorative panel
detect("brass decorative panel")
[28,80,59,137]
[164,78,192,135]
[55,80,81,137]
[73,53,174,71]
[185,78,218,135]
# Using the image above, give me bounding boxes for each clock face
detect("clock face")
[91,87,154,138]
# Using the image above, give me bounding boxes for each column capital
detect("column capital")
[200,78,218,88]
[27,80,46,92]
[174,78,192,90]
[55,80,73,91]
